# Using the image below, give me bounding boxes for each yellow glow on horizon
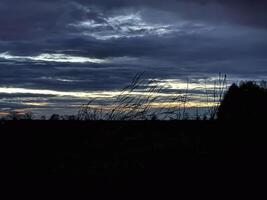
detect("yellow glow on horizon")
[147,101,218,108]
[0,87,116,98]
[0,111,9,116]
[0,87,179,99]
[0,109,29,116]
[22,102,50,107]
[149,78,228,90]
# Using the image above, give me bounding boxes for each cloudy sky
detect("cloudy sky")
[0,0,267,117]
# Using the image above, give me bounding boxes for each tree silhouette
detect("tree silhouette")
[217,81,267,120]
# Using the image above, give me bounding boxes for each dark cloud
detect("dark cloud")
[0,0,266,41]
[0,0,266,43]
[75,0,267,28]
[199,0,267,28]
[0,0,267,115]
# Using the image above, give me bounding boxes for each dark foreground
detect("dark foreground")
[1,120,267,197]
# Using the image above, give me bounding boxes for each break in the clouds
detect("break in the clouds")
[69,13,177,40]
[0,0,267,115]
[0,52,107,63]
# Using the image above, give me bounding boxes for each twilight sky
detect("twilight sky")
[0,0,267,117]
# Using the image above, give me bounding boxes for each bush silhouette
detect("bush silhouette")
[217,81,267,120]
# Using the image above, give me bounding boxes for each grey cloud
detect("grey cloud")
[0,0,266,42]
[0,0,267,116]
[76,0,267,28]
[0,0,267,89]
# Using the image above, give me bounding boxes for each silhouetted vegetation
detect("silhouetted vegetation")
[77,73,227,121]
[217,81,267,120]
[77,73,187,120]
[2,77,267,194]
[2,120,267,194]
[2,75,267,121]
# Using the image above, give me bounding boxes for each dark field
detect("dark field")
[1,120,267,196]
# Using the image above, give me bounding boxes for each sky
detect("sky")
[0,0,267,117]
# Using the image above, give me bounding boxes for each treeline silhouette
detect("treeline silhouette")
[218,81,267,120]
[2,76,267,121]
[1,74,227,120]
[2,79,267,195]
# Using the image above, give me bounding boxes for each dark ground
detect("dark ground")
[1,120,267,197]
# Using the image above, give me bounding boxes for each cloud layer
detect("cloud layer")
[0,0,267,115]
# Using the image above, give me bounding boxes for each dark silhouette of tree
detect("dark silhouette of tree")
[49,114,61,121]
[217,81,267,120]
